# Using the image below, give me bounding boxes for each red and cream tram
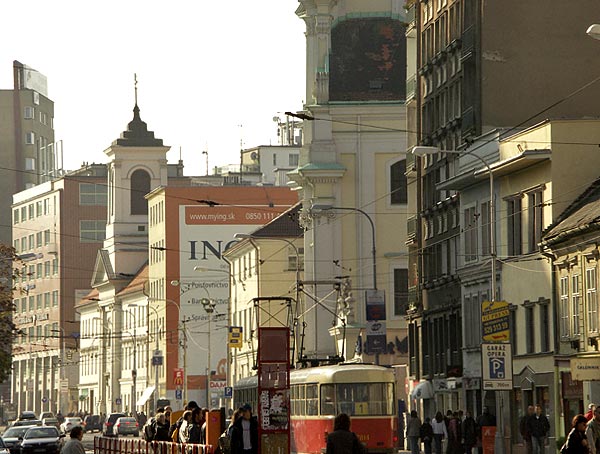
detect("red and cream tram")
[234,363,397,454]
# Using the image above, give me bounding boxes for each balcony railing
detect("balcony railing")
[406,74,416,101]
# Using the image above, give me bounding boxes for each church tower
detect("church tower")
[103,102,169,276]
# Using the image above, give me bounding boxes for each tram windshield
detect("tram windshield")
[320,382,394,416]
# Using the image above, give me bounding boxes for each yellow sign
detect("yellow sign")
[481,300,510,342]
[571,358,600,381]
[228,326,243,349]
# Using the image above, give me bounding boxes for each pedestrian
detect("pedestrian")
[420,417,434,454]
[587,405,597,423]
[447,412,462,454]
[61,426,85,454]
[527,404,550,454]
[187,408,202,444]
[231,404,258,454]
[462,411,478,454]
[432,412,448,454]
[154,412,171,441]
[476,407,496,428]
[562,414,590,454]
[406,410,421,454]
[178,410,193,443]
[169,401,198,440]
[520,406,535,454]
[324,413,365,454]
[586,406,600,454]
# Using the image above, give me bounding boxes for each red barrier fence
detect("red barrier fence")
[94,436,214,454]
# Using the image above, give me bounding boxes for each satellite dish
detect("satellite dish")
[250,152,258,161]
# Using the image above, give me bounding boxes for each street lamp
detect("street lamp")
[201,298,216,408]
[411,145,501,452]
[310,204,377,290]
[587,24,600,40]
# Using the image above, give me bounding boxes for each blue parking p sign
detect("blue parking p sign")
[482,343,513,390]
[224,386,233,398]
[175,389,182,400]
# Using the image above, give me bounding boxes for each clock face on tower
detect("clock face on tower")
[329,18,407,102]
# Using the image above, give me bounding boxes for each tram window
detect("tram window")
[336,383,394,416]
[320,384,335,415]
[306,384,318,415]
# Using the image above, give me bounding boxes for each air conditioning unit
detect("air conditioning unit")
[47,243,58,254]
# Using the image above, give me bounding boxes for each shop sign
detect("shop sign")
[571,357,600,381]
[561,372,583,400]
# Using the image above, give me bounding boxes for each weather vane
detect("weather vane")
[134,73,138,105]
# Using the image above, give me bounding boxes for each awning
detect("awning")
[411,381,434,400]
[137,386,156,407]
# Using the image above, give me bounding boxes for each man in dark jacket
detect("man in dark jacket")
[519,406,535,454]
[231,404,258,454]
[526,404,550,454]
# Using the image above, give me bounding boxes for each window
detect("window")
[287,247,304,271]
[394,268,409,316]
[587,268,598,334]
[273,154,277,166]
[79,183,108,205]
[44,292,50,308]
[25,157,36,171]
[390,160,407,204]
[540,303,550,352]
[289,154,299,167]
[464,206,478,262]
[36,294,42,309]
[13,238,20,253]
[28,296,34,311]
[36,263,42,279]
[525,306,534,353]
[572,274,581,336]
[528,190,544,252]
[21,206,27,222]
[24,106,34,119]
[36,201,42,217]
[43,198,49,215]
[481,201,491,256]
[306,384,318,416]
[44,230,50,245]
[80,220,106,242]
[44,261,50,277]
[28,265,34,281]
[52,258,58,275]
[25,132,35,145]
[36,232,42,248]
[130,169,150,215]
[507,197,522,256]
[52,291,58,306]
[13,209,19,224]
[28,205,34,220]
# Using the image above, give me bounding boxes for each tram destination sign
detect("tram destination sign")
[481,300,510,342]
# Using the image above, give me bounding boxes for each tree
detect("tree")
[0,244,23,382]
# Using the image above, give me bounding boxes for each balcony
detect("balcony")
[406,74,416,102]
[405,150,416,175]
[407,216,417,244]
[406,3,416,31]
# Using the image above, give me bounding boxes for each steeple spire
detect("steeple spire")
[134,73,138,106]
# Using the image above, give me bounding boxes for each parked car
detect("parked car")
[83,415,101,433]
[0,437,10,454]
[59,417,81,434]
[41,419,59,429]
[102,413,125,437]
[38,413,53,421]
[19,426,63,454]
[1,426,30,454]
[11,421,41,428]
[16,413,36,422]
[113,417,139,437]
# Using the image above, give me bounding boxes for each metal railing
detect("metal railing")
[94,436,214,454]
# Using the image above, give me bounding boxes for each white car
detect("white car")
[59,417,82,433]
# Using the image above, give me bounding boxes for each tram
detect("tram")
[234,363,397,454]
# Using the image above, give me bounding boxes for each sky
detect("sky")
[1,0,306,175]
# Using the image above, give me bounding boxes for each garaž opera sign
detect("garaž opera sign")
[571,357,600,381]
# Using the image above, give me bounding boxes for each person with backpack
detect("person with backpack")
[420,417,434,454]
[143,408,163,442]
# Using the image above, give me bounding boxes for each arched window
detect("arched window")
[390,160,407,204]
[130,169,150,215]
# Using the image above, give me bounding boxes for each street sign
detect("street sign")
[228,326,243,349]
[481,300,510,342]
[41,397,48,404]
[173,368,184,386]
[481,343,513,390]
[366,320,387,353]
[365,290,386,321]
[115,397,122,405]
[152,355,163,366]
[175,389,182,400]
[224,386,233,398]
[60,380,69,392]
